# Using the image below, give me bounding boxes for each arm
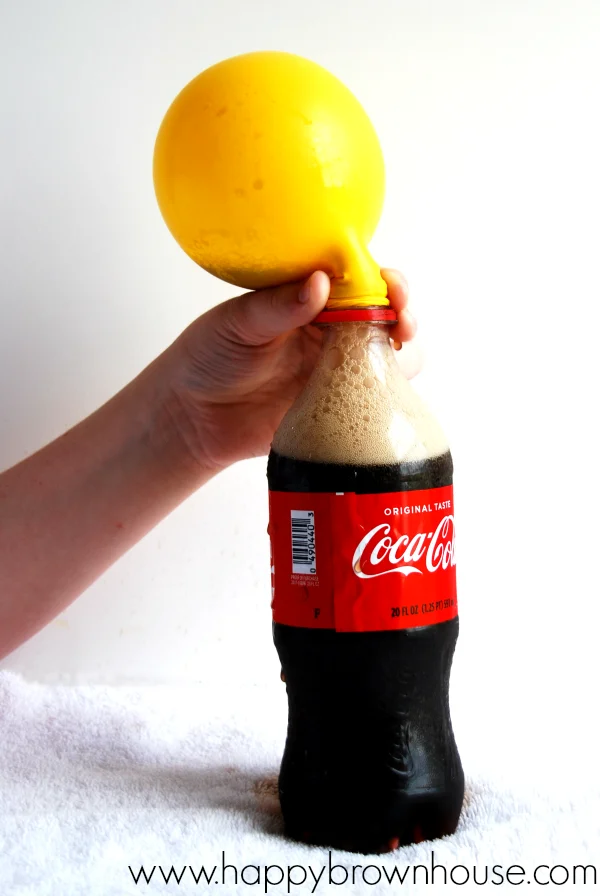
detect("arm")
[0,347,208,659]
[0,270,415,660]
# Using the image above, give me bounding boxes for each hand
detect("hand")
[168,269,418,472]
[0,268,416,657]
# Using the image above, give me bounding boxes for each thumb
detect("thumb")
[224,271,330,346]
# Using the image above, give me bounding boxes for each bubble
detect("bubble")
[325,347,344,370]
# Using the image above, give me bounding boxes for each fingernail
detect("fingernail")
[298,276,312,304]
[393,339,403,351]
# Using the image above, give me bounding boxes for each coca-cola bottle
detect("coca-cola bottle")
[268,306,463,854]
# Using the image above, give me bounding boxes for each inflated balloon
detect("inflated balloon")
[153,51,388,309]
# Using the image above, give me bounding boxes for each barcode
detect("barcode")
[291,510,316,575]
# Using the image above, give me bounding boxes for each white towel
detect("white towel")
[1,669,598,895]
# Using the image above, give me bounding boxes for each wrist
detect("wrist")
[144,342,221,487]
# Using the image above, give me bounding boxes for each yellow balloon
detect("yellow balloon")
[153,51,388,308]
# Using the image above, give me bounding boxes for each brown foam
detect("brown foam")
[272,323,448,465]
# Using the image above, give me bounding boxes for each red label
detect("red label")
[269,487,457,632]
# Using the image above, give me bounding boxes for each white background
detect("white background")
[0,0,599,749]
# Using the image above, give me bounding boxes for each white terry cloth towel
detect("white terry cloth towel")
[0,669,599,896]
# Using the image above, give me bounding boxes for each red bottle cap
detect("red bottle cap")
[313,308,398,324]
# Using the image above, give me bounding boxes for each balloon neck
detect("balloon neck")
[326,293,389,310]
[325,234,389,310]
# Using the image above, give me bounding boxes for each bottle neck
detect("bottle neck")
[272,306,449,465]
[316,320,395,369]
[272,317,445,466]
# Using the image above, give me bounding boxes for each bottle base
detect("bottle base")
[281,787,464,855]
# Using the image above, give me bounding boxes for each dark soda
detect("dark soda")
[269,448,464,854]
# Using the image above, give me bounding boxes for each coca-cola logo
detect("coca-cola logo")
[352,515,456,579]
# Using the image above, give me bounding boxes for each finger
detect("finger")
[395,339,424,380]
[380,267,417,348]
[391,308,417,348]
[381,268,410,313]
[225,271,330,346]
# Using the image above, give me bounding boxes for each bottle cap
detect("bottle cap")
[313,308,398,324]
